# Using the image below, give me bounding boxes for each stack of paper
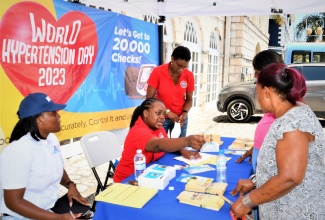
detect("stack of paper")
[228,138,254,151]
[185,178,228,195]
[177,191,225,211]
[205,182,228,195]
[201,133,223,145]
[95,183,158,208]
[185,178,213,193]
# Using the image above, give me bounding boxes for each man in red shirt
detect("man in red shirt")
[146,46,194,138]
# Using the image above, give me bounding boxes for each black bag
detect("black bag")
[51,194,92,219]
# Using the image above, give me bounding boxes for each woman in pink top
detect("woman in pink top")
[236,50,283,173]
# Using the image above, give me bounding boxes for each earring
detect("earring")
[265,96,269,100]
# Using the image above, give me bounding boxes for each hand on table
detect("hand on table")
[230,179,255,197]
[180,149,201,160]
[236,147,253,163]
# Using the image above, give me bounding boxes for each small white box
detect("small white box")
[138,164,176,190]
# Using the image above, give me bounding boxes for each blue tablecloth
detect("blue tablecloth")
[93,137,252,220]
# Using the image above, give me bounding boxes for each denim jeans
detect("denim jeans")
[163,116,188,138]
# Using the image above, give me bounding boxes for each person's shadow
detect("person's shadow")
[213,114,325,128]
[213,115,262,124]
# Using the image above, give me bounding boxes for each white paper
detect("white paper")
[200,142,219,152]
[173,152,215,165]
[170,122,181,138]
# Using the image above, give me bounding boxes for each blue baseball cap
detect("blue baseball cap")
[18,93,66,119]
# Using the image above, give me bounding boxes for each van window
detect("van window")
[313,52,325,62]
[292,50,310,63]
[283,43,325,64]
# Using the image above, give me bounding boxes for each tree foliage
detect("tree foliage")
[295,13,325,42]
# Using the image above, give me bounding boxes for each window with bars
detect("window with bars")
[184,21,200,107]
[206,32,219,106]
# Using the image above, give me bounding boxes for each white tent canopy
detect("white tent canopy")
[77,0,325,18]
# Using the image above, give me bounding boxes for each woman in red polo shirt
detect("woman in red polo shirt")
[113,98,205,183]
[146,46,194,138]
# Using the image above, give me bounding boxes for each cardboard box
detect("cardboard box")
[138,164,176,190]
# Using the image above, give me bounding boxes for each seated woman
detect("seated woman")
[113,98,205,183]
[0,93,90,219]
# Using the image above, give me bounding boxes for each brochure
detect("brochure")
[176,173,214,183]
[183,164,215,174]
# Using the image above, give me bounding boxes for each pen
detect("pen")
[70,210,75,219]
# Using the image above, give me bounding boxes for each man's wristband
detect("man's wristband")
[182,110,188,113]
[65,181,76,189]
[242,194,256,209]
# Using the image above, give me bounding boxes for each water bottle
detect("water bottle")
[216,150,227,183]
[134,149,146,180]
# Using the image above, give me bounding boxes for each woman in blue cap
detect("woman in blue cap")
[0,93,90,219]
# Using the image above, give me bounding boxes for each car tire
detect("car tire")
[226,99,252,123]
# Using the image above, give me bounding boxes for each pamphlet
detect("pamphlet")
[176,173,214,183]
[95,183,158,208]
[228,137,254,151]
[173,152,215,165]
[185,178,228,195]
[183,164,215,174]
[177,191,225,211]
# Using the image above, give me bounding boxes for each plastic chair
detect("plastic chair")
[80,131,122,211]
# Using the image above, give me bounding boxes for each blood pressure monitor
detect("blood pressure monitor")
[136,64,156,96]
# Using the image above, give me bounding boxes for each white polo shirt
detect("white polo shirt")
[0,133,64,218]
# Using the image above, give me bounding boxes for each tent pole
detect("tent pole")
[158,16,165,65]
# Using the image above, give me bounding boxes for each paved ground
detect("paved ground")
[60,107,325,203]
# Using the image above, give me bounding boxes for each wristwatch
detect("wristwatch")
[65,181,76,189]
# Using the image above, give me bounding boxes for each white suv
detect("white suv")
[217,63,325,122]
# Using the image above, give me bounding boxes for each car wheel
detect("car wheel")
[226,99,252,123]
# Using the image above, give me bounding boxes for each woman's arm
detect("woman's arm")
[145,135,205,153]
[4,189,73,220]
[231,129,312,218]
[146,85,156,99]
[60,170,90,207]
[179,91,193,126]
[249,130,311,204]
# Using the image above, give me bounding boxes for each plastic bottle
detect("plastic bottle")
[216,150,227,183]
[134,149,146,180]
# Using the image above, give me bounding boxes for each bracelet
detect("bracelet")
[182,110,188,113]
[65,181,76,189]
[249,174,257,187]
[242,194,256,209]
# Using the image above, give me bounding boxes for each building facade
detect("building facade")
[137,15,270,114]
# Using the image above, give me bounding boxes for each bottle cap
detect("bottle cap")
[136,149,142,154]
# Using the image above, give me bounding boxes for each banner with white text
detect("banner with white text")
[0,0,159,146]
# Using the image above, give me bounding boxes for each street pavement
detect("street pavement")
[60,107,325,201]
